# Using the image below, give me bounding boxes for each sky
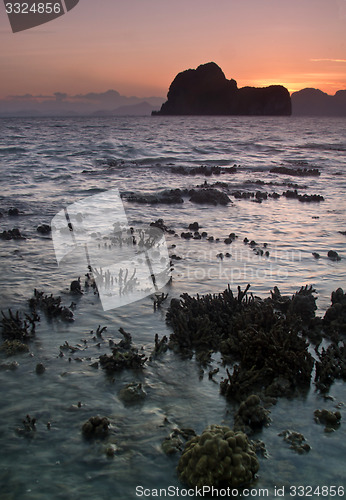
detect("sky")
[1,0,346,100]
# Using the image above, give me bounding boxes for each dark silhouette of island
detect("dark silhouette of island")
[291,88,346,116]
[152,62,291,116]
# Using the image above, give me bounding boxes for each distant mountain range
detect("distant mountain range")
[0,86,345,117]
[291,88,346,116]
[0,90,164,117]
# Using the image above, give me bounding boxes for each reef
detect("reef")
[82,416,110,439]
[99,328,147,373]
[123,189,183,204]
[278,430,311,454]
[177,424,259,488]
[0,339,29,356]
[233,395,271,434]
[118,382,146,404]
[0,228,26,240]
[15,415,37,438]
[1,309,39,342]
[171,165,237,176]
[167,284,316,400]
[28,289,74,321]
[189,188,231,205]
[314,409,341,431]
[323,288,346,335]
[270,166,320,177]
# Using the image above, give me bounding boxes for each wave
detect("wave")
[0,146,27,154]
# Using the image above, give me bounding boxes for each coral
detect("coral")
[323,288,346,335]
[278,429,310,454]
[233,395,271,433]
[1,309,39,342]
[0,339,29,356]
[167,284,315,400]
[28,289,73,321]
[177,424,259,489]
[82,416,110,439]
[314,342,346,392]
[314,409,341,431]
[118,382,146,404]
[99,328,147,373]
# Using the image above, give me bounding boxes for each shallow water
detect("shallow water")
[0,116,345,499]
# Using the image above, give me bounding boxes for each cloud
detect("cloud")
[310,58,346,63]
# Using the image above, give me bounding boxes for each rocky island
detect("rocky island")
[152,62,291,116]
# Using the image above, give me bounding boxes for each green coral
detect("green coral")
[177,424,259,489]
[0,339,29,356]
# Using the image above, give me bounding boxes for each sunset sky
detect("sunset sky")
[1,0,345,99]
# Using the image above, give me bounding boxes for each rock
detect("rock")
[188,222,199,231]
[37,224,51,234]
[327,250,341,261]
[8,208,19,216]
[70,278,82,294]
[118,382,146,404]
[35,363,45,374]
[177,424,259,488]
[189,188,231,205]
[153,62,291,116]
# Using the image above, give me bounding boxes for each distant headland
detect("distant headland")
[152,62,292,116]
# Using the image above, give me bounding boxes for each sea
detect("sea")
[0,115,345,500]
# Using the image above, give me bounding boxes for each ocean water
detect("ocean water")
[0,115,345,499]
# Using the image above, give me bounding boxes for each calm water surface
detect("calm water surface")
[0,116,345,499]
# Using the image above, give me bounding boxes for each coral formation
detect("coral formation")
[29,289,74,321]
[99,328,147,373]
[82,416,110,439]
[167,284,315,400]
[0,339,29,356]
[278,430,311,454]
[233,395,271,433]
[1,309,39,342]
[314,409,341,431]
[177,424,259,488]
[118,382,146,404]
